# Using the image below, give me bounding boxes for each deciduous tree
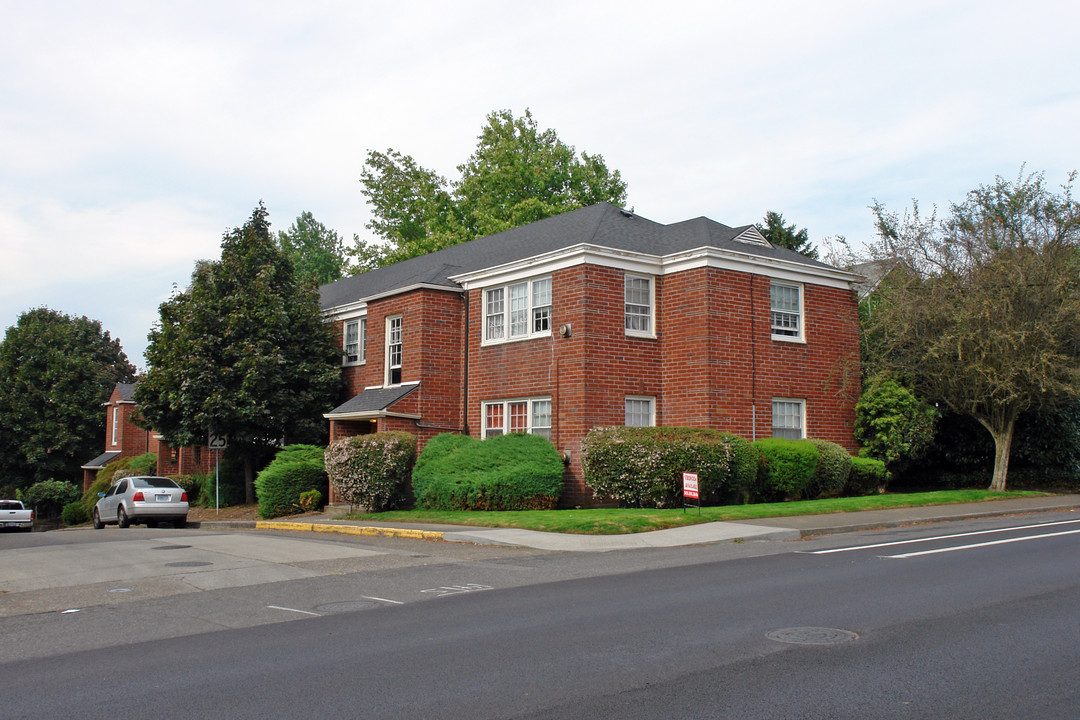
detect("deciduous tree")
[0,308,136,488]
[277,211,347,287]
[352,109,628,269]
[861,170,1080,491]
[136,204,342,503]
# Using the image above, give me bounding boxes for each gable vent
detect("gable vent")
[734,227,771,247]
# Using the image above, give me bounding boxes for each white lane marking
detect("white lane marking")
[804,519,1080,555]
[888,528,1080,558]
[363,595,404,605]
[267,605,321,616]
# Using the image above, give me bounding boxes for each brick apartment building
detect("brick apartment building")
[320,203,862,506]
[81,382,210,490]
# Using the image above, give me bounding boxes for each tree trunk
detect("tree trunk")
[244,455,255,505]
[977,411,1017,492]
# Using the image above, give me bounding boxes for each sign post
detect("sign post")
[682,472,700,515]
[208,432,228,515]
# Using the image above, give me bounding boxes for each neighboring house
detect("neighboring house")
[320,203,862,507]
[81,382,210,490]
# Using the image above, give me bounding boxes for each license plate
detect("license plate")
[156,494,170,502]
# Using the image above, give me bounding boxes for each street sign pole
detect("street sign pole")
[208,432,228,516]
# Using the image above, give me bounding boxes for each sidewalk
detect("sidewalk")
[195,494,1080,552]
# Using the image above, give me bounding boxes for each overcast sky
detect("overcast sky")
[2,0,1077,367]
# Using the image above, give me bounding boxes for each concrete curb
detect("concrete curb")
[254,520,445,541]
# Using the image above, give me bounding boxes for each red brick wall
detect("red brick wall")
[329,263,860,508]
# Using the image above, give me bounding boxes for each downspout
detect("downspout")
[462,290,470,436]
[750,274,757,441]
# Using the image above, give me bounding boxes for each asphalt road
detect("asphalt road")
[2,515,1078,718]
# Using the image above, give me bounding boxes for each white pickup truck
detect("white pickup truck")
[0,500,33,532]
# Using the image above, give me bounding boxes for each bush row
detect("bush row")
[581,428,887,508]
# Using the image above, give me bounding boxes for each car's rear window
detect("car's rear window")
[132,477,180,489]
[0,501,23,510]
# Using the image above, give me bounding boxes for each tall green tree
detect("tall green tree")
[0,308,136,488]
[351,109,628,270]
[758,211,819,259]
[136,204,343,503]
[276,211,347,287]
[861,170,1080,491]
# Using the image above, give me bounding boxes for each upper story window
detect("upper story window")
[483,398,552,439]
[772,398,805,439]
[386,315,402,386]
[111,406,120,446]
[770,281,803,340]
[625,274,654,336]
[624,396,655,427]
[343,318,366,365]
[484,276,553,343]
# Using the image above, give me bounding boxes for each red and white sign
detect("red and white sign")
[682,472,699,500]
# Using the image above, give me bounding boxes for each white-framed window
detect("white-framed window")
[343,318,366,365]
[772,398,805,439]
[624,274,654,336]
[484,276,553,343]
[385,315,402,386]
[770,281,803,340]
[111,406,120,446]
[624,396,655,427]
[482,398,552,439]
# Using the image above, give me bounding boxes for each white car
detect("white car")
[94,476,189,529]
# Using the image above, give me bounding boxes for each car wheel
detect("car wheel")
[93,508,104,530]
[117,506,130,529]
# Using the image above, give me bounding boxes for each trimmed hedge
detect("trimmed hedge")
[325,432,416,511]
[581,427,756,508]
[845,456,889,495]
[412,432,564,511]
[753,438,818,501]
[808,439,853,499]
[62,501,88,526]
[254,444,329,519]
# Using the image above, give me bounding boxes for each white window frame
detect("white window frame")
[343,318,366,366]
[624,274,655,338]
[624,396,656,427]
[385,315,402,386]
[771,398,806,439]
[483,276,553,344]
[482,397,553,439]
[770,281,804,342]
[111,406,120,446]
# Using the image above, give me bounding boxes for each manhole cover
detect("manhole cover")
[152,545,192,551]
[164,561,213,568]
[314,601,378,613]
[766,627,859,645]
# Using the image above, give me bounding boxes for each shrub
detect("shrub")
[412,432,563,510]
[62,501,88,526]
[254,445,329,519]
[298,489,323,512]
[170,471,208,499]
[24,480,81,518]
[581,427,752,508]
[727,434,763,504]
[855,377,937,468]
[127,452,157,476]
[807,439,853,499]
[325,432,416,511]
[845,456,889,495]
[196,473,245,508]
[753,438,818,501]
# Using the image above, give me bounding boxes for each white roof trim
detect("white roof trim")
[323,283,461,319]
[323,410,422,421]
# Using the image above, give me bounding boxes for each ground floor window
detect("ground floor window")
[483,398,552,439]
[624,396,655,427]
[772,398,805,439]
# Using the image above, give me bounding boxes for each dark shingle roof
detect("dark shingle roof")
[326,384,419,416]
[320,203,835,311]
[116,382,136,402]
[82,451,122,469]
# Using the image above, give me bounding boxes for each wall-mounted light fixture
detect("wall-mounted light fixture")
[559,324,572,338]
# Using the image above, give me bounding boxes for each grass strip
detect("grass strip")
[344,489,1047,535]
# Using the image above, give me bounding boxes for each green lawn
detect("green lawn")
[346,489,1046,535]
